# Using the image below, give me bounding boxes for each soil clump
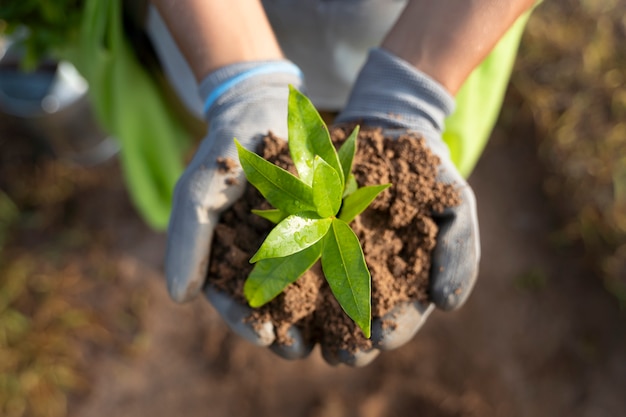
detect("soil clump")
[208,125,459,354]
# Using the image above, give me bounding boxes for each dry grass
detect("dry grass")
[1,253,95,417]
[509,0,626,303]
[0,156,141,417]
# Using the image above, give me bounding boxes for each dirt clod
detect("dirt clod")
[208,125,460,355]
[216,156,238,174]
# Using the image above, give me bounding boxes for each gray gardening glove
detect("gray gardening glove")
[329,48,481,366]
[165,61,312,358]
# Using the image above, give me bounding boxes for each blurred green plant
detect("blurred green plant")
[512,0,626,305]
[0,0,82,69]
[238,87,390,338]
[0,0,196,230]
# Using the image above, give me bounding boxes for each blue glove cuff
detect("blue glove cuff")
[337,48,455,134]
[199,61,303,116]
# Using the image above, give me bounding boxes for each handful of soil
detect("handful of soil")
[208,125,459,355]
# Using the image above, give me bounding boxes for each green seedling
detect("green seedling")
[235,86,390,338]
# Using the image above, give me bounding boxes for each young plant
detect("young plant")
[235,86,390,338]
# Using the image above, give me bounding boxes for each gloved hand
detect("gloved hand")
[165,60,313,357]
[328,48,481,366]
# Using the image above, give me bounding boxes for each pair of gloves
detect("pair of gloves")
[165,48,480,367]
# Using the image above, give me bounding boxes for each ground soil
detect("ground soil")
[209,126,459,354]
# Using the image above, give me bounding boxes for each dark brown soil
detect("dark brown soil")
[208,125,459,353]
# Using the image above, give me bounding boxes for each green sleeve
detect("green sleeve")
[443,10,532,178]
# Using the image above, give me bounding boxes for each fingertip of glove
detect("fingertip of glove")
[321,345,380,367]
[167,280,198,304]
[164,220,213,305]
[269,326,314,360]
[431,281,473,311]
[165,257,207,303]
[429,237,480,312]
[372,301,434,351]
[205,286,276,347]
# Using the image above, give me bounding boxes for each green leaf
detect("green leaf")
[321,218,371,338]
[312,156,343,218]
[339,184,391,224]
[343,174,358,198]
[251,209,288,224]
[288,86,344,186]
[236,140,316,214]
[250,214,332,263]
[69,0,192,230]
[337,125,359,185]
[244,242,322,307]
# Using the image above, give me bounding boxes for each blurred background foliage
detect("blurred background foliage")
[0,0,83,69]
[0,0,625,416]
[510,0,626,304]
[0,150,145,417]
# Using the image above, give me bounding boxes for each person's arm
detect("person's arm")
[382,0,536,94]
[150,0,311,358]
[331,0,536,366]
[150,0,284,81]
